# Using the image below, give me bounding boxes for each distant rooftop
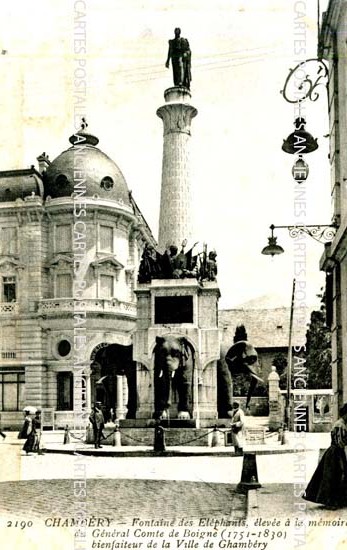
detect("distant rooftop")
[220,305,312,348]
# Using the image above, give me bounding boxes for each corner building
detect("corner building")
[320,0,347,418]
[0,129,155,428]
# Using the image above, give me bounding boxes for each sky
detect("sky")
[0,0,332,309]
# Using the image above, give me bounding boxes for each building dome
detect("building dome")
[43,130,130,205]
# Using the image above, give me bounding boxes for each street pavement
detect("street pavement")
[0,478,246,523]
[0,429,342,523]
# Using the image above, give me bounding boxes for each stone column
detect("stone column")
[122,375,128,418]
[116,375,126,419]
[84,367,92,412]
[157,86,197,251]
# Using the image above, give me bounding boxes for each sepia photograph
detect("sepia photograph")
[0,1,346,549]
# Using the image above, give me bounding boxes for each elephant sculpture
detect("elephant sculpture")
[217,340,263,416]
[153,335,194,420]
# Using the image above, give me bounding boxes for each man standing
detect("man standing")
[89,403,105,449]
[229,401,245,456]
[165,28,191,89]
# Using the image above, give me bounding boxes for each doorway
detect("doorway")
[90,344,137,420]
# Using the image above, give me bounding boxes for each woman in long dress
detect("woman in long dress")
[303,403,347,509]
[19,411,36,454]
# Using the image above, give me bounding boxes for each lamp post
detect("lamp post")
[264,36,331,429]
[262,222,336,429]
[261,223,337,257]
[286,279,296,430]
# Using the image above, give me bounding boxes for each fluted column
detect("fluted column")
[157,86,197,251]
[116,375,126,419]
[84,367,92,412]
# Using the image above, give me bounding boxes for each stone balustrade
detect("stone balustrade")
[0,302,19,315]
[38,298,137,317]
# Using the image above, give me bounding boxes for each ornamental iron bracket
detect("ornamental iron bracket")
[280,59,329,104]
[271,223,337,244]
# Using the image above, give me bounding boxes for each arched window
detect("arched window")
[55,174,69,187]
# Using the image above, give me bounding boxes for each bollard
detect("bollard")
[237,453,261,492]
[153,421,166,452]
[281,426,289,445]
[278,427,283,442]
[114,425,121,447]
[211,425,221,447]
[63,425,70,444]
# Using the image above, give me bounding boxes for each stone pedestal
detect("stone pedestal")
[133,279,220,421]
[132,87,221,424]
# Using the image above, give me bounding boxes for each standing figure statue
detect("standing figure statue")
[165,28,192,90]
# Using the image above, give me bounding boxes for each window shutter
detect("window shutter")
[56,273,72,297]
[100,225,113,253]
[56,225,72,253]
[100,275,113,298]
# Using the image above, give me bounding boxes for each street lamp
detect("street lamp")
[282,117,318,155]
[261,225,284,257]
[262,221,336,430]
[280,58,329,184]
[261,223,337,257]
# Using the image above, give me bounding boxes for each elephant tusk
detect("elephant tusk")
[159,370,163,378]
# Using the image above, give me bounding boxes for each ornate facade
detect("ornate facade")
[0,129,155,428]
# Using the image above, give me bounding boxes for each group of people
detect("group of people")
[18,409,43,455]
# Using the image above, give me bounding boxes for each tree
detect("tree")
[305,291,332,389]
[273,352,288,390]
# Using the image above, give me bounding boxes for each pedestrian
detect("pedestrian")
[0,413,6,440]
[229,401,245,456]
[89,403,105,449]
[303,403,347,509]
[18,411,36,455]
[33,410,43,454]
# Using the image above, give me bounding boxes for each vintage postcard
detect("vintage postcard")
[0,1,346,549]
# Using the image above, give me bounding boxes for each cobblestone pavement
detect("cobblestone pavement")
[0,478,246,523]
[250,484,347,519]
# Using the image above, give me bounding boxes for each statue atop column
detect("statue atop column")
[165,28,192,90]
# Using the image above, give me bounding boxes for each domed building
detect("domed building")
[0,128,155,429]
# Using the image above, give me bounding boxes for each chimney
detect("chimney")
[36,152,51,174]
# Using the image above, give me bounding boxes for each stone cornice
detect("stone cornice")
[48,253,74,268]
[0,255,25,270]
[91,254,124,270]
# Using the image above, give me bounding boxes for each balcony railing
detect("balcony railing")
[0,302,19,315]
[38,298,137,317]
